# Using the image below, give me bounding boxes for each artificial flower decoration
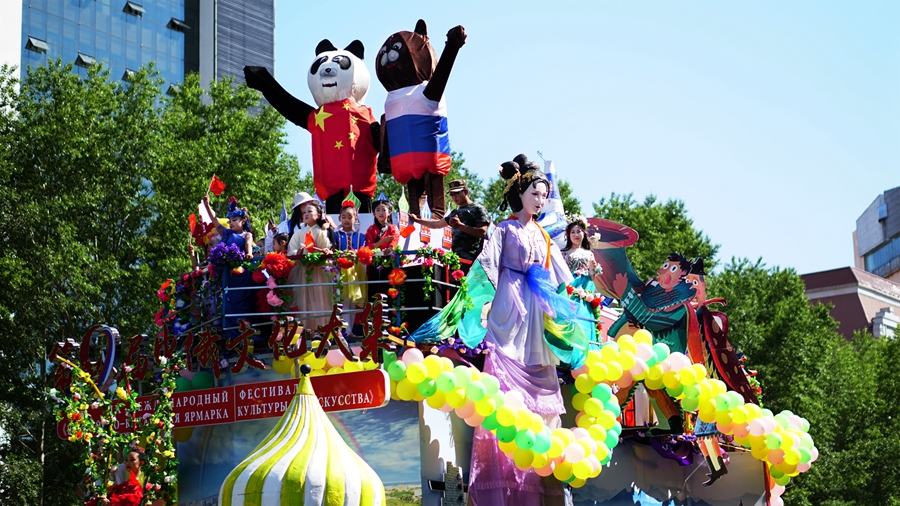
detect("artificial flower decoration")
[356,246,374,266]
[388,268,407,286]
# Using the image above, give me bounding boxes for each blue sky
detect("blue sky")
[269,1,899,275]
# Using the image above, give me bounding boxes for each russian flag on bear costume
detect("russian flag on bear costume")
[384,82,452,184]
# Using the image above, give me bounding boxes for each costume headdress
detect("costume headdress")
[226,196,246,219]
[499,154,551,212]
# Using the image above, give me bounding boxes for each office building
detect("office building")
[8,0,273,92]
[802,267,900,340]
[854,185,900,283]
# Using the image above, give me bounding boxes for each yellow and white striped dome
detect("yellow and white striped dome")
[219,369,385,506]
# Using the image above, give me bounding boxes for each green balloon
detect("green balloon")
[435,371,457,392]
[515,429,536,450]
[766,433,783,450]
[592,383,613,403]
[175,377,193,392]
[533,431,551,453]
[482,375,500,396]
[452,366,472,388]
[611,422,623,437]
[604,400,622,417]
[652,343,670,362]
[191,371,214,390]
[496,425,517,443]
[466,381,487,402]
[769,467,784,479]
[600,454,611,466]
[482,413,500,431]
[387,360,407,382]
[775,475,791,487]
[665,384,684,398]
[798,447,812,464]
[681,397,699,412]
[417,378,437,397]
[682,383,700,399]
[605,430,619,450]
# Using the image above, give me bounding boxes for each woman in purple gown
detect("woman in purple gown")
[468,155,573,506]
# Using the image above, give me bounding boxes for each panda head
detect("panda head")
[307,39,370,107]
[376,19,437,92]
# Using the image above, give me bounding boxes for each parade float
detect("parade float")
[49,19,816,506]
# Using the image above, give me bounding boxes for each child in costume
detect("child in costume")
[365,199,400,301]
[202,195,257,338]
[468,154,578,506]
[88,448,144,506]
[288,200,333,333]
[333,203,368,337]
[562,217,601,343]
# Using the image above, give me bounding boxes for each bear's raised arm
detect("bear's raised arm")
[423,25,466,102]
[243,66,315,129]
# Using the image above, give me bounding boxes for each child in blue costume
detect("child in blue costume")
[202,195,257,338]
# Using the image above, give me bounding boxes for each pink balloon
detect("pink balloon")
[748,419,765,437]
[581,437,597,455]
[635,343,653,361]
[770,497,784,506]
[534,464,554,477]
[563,442,585,463]
[326,349,346,368]
[716,421,733,435]
[456,400,476,419]
[587,454,600,472]
[351,346,363,355]
[439,404,454,413]
[464,413,485,427]
[767,449,785,465]
[630,359,648,376]
[733,423,750,438]
[771,484,785,496]
[179,369,196,381]
[401,348,424,365]
[796,462,811,473]
[659,361,671,374]
[571,364,589,379]
[616,371,633,388]
[572,428,590,440]
[809,446,819,463]
[504,390,525,410]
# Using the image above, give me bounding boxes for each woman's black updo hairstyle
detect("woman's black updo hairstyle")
[499,154,551,215]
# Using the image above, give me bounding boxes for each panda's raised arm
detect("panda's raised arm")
[423,25,466,102]
[243,66,315,130]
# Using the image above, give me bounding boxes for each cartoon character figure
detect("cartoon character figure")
[375,19,466,218]
[244,40,379,213]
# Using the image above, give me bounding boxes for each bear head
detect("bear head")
[307,39,370,107]
[375,19,438,92]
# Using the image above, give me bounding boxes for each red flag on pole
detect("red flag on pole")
[209,175,226,196]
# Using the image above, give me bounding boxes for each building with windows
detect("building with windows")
[6,0,273,92]
[854,185,900,283]
[801,267,900,340]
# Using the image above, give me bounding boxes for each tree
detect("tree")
[592,192,719,281]
[0,60,302,504]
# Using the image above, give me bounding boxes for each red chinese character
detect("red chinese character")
[182,331,195,372]
[359,297,391,363]
[314,304,353,360]
[49,338,78,391]
[192,327,221,378]
[118,334,149,382]
[154,325,178,362]
[227,320,265,373]
[268,320,307,360]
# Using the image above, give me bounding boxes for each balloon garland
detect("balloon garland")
[379,328,817,488]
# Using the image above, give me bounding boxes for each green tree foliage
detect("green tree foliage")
[0,60,300,504]
[592,192,719,281]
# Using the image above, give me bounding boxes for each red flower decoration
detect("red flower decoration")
[451,269,465,281]
[356,246,374,266]
[590,297,602,309]
[336,257,355,269]
[388,268,407,286]
[422,257,434,268]
[251,269,267,283]
[260,253,296,279]
[387,288,399,298]
[566,285,574,295]
[156,289,169,303]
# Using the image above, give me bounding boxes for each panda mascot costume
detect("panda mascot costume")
[375,19,466,218]
[244,40,379,214]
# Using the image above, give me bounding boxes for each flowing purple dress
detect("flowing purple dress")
[468,219,573,506]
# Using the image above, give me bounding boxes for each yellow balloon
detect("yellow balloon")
[633,329,653,345]
[606,362,624,381]
[327,367,344,375]
[577,414,595,429]
[552,428,575,446]
[572,392,590,412]
[426,390,447,409]
[513,448,535,469]
[647,364,664,381]
[644,376,664,391]
[446,388,467,409]
[589,363,608,382]
[498,440,518,455]
[440,357,455,372]
[515,409,533,430]
[173,427,194,443]
[585,350,603,366]
[679,367,696,385]
[475,397,497,417]
[532,452,549,469]
[309,368,326,377]
[272,357,294,375]
[530,413,545,434]
[406,362,428,384]
[600,345,619,363]
[618,351,636,371]
[617,335,637,354]
[547,436,564,458]
[571,477,587,488]
[362,359,378,370]
[691,363,708,381]
[423,355,443,379]
[344,360,363,373]
[396,378,417,401]
[663,371,681,390]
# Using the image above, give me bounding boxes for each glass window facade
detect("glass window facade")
[865,235,900,279]
[21,0,187,87]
